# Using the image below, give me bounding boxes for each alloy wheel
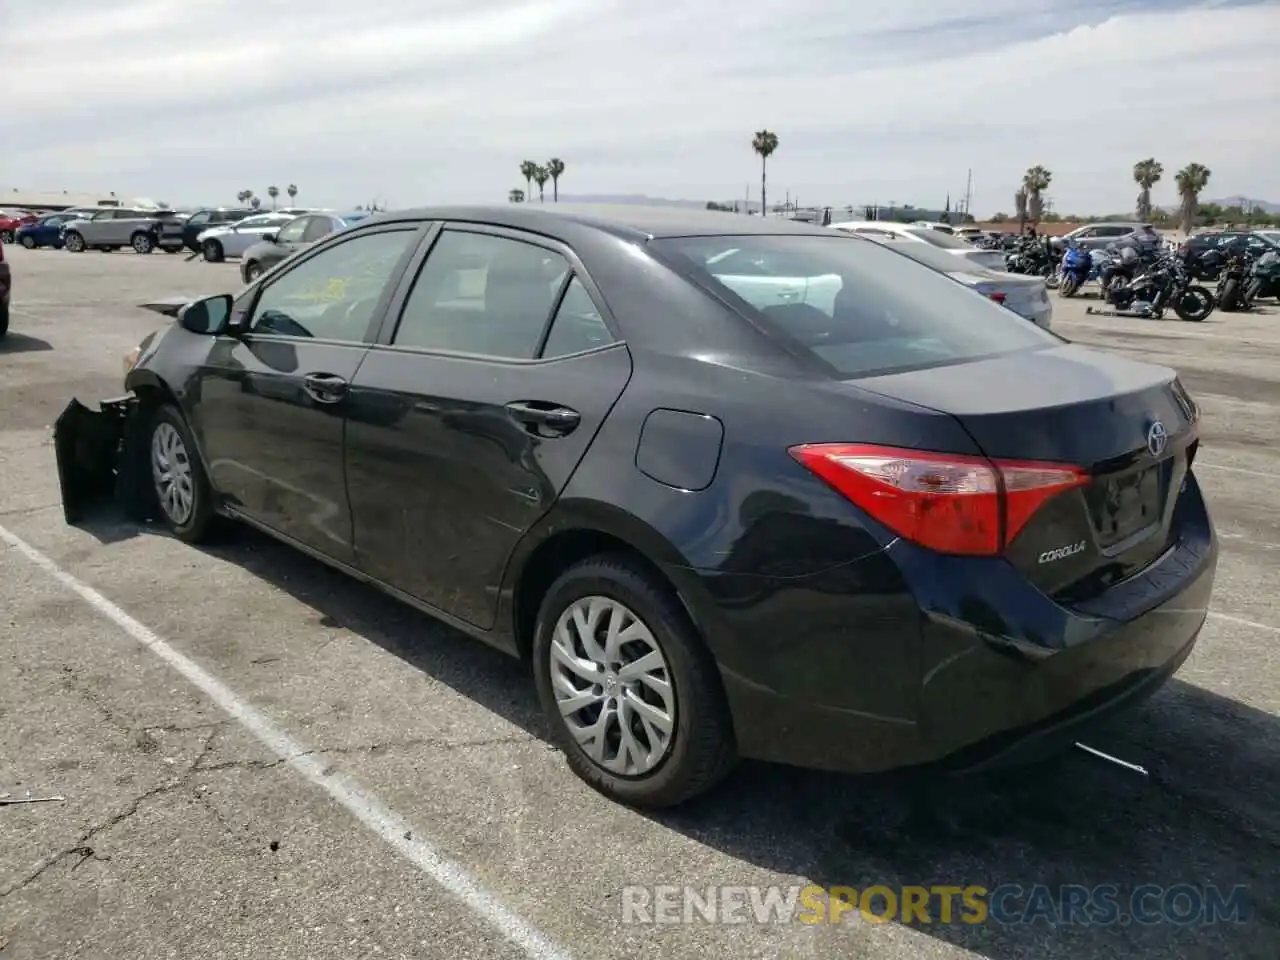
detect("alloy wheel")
[151,422,195,525]
[550,595,676,776]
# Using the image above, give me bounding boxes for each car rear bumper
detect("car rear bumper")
[695,504,1215,776]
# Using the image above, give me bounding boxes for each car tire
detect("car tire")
[64,231,85,252]
[243,261,264,283]
[0,299,9,338]
[132,232,155,254]
[202,239,224,263]
[146,404,217,543]
[20,235,36,250]
[532,555,737,809]
[0,230,12,244]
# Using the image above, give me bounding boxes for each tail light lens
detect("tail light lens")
[789,443,1088,556]
[987,291,1007,304]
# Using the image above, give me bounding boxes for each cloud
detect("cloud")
[4,0,1277,214]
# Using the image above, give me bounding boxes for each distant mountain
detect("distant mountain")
[1207,196,1279,213]
[556,193,716,210]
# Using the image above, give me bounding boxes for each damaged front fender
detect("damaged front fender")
[54,394,150,524]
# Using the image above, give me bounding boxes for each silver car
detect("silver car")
[196,212,299,262]
[867,236,1053,329]
[830,220,1009,271]
[62,208,178,254]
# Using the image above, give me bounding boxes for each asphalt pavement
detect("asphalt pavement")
[2,245,1278,960]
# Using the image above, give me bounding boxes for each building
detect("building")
[2,188,167,212]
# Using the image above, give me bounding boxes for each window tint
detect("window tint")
[541,277,613,357]
[248,230,414,342]
[902,228,973,250]
[275,218,309,243]
[393,230,568,358]
[1097,226,1130,237]
[655,235,1058,379]
[302,216,336,242]
[236,215,278,229]
[188,212,211,226]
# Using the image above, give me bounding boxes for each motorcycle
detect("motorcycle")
[1244,250,1280,304]
[1056,243,1104,298]
[1216,249,1254,312]
[1005,237,1059,282]
[1087,253,1215,322]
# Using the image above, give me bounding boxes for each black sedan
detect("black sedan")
[57,205,1217,808]
[239,211,368,284]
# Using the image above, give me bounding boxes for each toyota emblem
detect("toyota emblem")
[1147,420,1168,458]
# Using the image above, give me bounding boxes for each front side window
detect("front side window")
[392,230,570,358]
[302,217,336,242]
[235,215,277,230]
[655,234,1059,379]
[275,218,309,243]
[247,230,416,342]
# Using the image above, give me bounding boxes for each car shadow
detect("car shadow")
[0,331,53,353]
[69,514,1280,959]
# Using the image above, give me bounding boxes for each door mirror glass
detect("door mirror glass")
[261,232,277,243]
[178,294,233,335]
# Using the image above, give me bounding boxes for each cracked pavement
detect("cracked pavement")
[2,246,1279,959]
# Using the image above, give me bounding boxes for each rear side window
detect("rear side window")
[655,235,1058,379]
[392,230,569,358]
[541,278,613,357]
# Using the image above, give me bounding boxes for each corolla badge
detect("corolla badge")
[1038,541,1086,564]
[1147,420,1168,458]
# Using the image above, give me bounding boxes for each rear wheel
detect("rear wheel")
[131,232,155,254]
[64,231,85,252]
[532,555,737,808]
[243,260,264,283]
[202,239,224,263]
[1243,278,1262,308]
[20,235,36,249]
[0,230,12,244]
[148,405,216,543]
[1175,286,1214,322]
[1059,274,1080,298]
[1217,278,1240,312]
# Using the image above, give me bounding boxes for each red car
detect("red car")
[0,209,38,244]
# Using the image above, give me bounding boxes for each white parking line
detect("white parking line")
[1196,462,1274,479]
[1208,611,1280,635]
[0,523,572,960]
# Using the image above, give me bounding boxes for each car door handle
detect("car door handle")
[505,401,581,436]
[303,372,349,404]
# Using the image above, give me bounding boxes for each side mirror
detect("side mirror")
[177,294,233,336]
[261,232,277,243]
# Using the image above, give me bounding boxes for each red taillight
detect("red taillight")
[789,443,1087,556]
[987,292,1007,304]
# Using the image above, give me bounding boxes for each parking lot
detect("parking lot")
[2,244,1279,960]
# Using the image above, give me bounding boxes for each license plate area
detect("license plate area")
[1085,463,1165,549]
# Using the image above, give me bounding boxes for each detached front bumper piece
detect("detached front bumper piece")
[54,394,144,524]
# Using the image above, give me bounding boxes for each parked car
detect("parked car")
[61,208,188,254]
[1050,222,1160,255]
[13,211,85,249]
[0,236,9,338]
[239,211,369,283]
[1181,229,1279,261]
[56,205,1216,809]
[864,234,1053,328]
[159,207,257,254]
[196,212,298,262]
[0,209,38,244]
[829,220,1008,270]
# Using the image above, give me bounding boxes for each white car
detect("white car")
[830,220,1008,271]
[196,212,298,262]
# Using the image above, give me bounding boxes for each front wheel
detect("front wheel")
[243,260,264,283]
[1059,274,1080,298]
[1243,278,1261,308]
[533,556,737,808]
[202,239,224,263]
[1175,286,1214,322]
[131,232,155,254]
[147,405,217,542]
[1218,278,1240,312]
[64,231,85,252]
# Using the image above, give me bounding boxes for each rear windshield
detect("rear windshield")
[654,234,1058,378]
[902,227,973,249]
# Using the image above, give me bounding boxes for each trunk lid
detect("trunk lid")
[852,343,1200,602]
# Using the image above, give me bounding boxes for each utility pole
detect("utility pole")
[963,168,973,219]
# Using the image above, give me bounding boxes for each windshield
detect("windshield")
[901,227,973,250]
[654,234,1058,379]
[237,215,284,229]
[1256,231,1280,247]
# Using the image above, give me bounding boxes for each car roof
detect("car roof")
[362,204,835,241]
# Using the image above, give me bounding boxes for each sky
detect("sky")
[5,0,1278,215]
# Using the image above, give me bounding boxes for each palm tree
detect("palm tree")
[267,185,279,210]
[751,130,779,216]
[1133,158,1163,221]
[1015,188,1028,233]
[1022,166,1052,228]
[237,189,252,206]
[287,183,298,206]
[532,165,550,203]
[547,158,565,201]
[1175,163,1211,234]
[520,161,538,204]
[250,195,261,210]
[509,188,525,203]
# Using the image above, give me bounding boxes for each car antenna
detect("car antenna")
[1073,742,1148,776]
